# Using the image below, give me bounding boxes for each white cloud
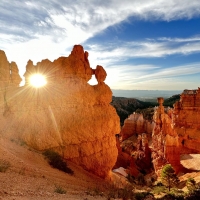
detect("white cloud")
[86,36,200,67]
[98,62,200,90]
[1,0,200,89]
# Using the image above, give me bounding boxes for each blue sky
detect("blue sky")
[0,0,200,90]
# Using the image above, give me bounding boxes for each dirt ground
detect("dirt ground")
[0,137,111,200]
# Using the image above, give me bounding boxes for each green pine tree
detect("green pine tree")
[161,164,179,191]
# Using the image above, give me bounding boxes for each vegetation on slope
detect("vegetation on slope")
[43,149,74,175]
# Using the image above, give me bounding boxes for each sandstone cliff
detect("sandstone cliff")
[0,45,120,178]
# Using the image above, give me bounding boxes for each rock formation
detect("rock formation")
[0,50,12,87]
[10,62,22,86]
[0,45,120,178]
[151,97,180,175]
[120,112,154,141]
[114,111,154,178]
[115,132,152,178]
[151,90,200,175]
[174,89,200,154]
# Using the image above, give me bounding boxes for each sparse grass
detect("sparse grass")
[155,188,185,200]
[0,160,11,172]
[106,184,135,200]
[10,138,27,146]
[86,186,104,197]
[43,149,74,175]
[54,185,66,194]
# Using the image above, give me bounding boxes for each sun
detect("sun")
[29,74,47,88]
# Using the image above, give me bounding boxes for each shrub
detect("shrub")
[185,186,200,199]
[152,185,166,195]
[186,178,196,193]
[43,150,73,175]
[54,185,66,194]
[135,192,153,200]
[106,184,134,199]
[0,160,11,172]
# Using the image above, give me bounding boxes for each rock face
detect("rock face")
[150,90,200,175]
[0,45,120,178]
[174,89,200,154]
[151,98,180,175]
[120,112,154,140]
[0,50,12,87]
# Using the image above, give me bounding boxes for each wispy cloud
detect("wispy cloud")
[86,36,200,68]
[1,0,200,47]
[103,62,200,90]
[1,0,200,90]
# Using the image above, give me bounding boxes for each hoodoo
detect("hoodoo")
[0,45,120,178]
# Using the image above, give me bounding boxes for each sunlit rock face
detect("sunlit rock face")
[150,90,200,175]
[120,112,154,141]
[0,45,120,178]
[0,50,11,87]
[174,89,200,154]
[151,97,180,175]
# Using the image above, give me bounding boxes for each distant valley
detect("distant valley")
[112,89,182,101]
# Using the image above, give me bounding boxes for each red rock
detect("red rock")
[151,97,181,175]
[0,45,120,178]
[10,62,22,86]
[174,88,200,154]
[0,50,12,87]
[120,112,154,141]
[95,65,107,83]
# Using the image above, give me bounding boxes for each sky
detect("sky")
[0,0,200,90]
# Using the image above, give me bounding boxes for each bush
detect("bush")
[186,178,196,193]
[106,184,134,199]
[0,160,11,172]
[152,185,166,195]
[185,186,200,199]
[135,192,153,200]
[43,150,73,175]
[54,185,66,194]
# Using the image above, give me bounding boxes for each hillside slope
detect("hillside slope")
[0,137,109,200]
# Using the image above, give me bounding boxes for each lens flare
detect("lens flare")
[29,74,47,88]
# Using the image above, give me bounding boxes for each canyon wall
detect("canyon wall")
[173,89,200,154]
[0,45,120,178]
